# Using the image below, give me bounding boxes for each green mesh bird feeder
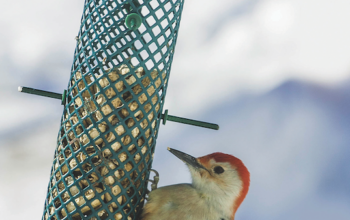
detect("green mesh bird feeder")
[18,0,219,219]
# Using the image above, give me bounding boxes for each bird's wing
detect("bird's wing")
[139,184,195,220]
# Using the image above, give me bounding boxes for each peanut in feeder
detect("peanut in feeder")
[18,0,219,219]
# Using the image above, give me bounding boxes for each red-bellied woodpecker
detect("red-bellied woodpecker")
[140,148,250,220]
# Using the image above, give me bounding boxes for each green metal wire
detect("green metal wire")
[42,0,186,219]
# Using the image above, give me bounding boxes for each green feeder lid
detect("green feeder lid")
[125,13,142,30]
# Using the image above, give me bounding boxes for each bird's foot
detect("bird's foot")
[145,169,159,196]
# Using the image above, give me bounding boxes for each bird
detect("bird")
[139,147,250,220]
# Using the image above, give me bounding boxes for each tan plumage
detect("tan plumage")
[139,148,250,220]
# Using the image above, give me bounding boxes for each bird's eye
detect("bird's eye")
[214,166,225,174]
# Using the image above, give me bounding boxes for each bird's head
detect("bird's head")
[168,148,250,218]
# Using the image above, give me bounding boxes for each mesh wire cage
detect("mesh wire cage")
[42,0,185,219]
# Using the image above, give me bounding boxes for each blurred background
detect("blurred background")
[1,0,350,219]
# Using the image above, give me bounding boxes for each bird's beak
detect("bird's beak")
[168,148,209,172]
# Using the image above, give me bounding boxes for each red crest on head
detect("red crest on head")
[198,152,250,217]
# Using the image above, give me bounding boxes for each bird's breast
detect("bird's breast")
[140,184,232,220]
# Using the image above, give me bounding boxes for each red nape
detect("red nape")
[198,152,250,218]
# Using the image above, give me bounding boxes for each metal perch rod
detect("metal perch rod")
[18,87,219,130]
[162,109,219,130]
[18,86,66,105]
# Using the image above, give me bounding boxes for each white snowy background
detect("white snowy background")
[1,0,350,219]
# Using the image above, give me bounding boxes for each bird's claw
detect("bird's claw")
[146,169,160,193]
